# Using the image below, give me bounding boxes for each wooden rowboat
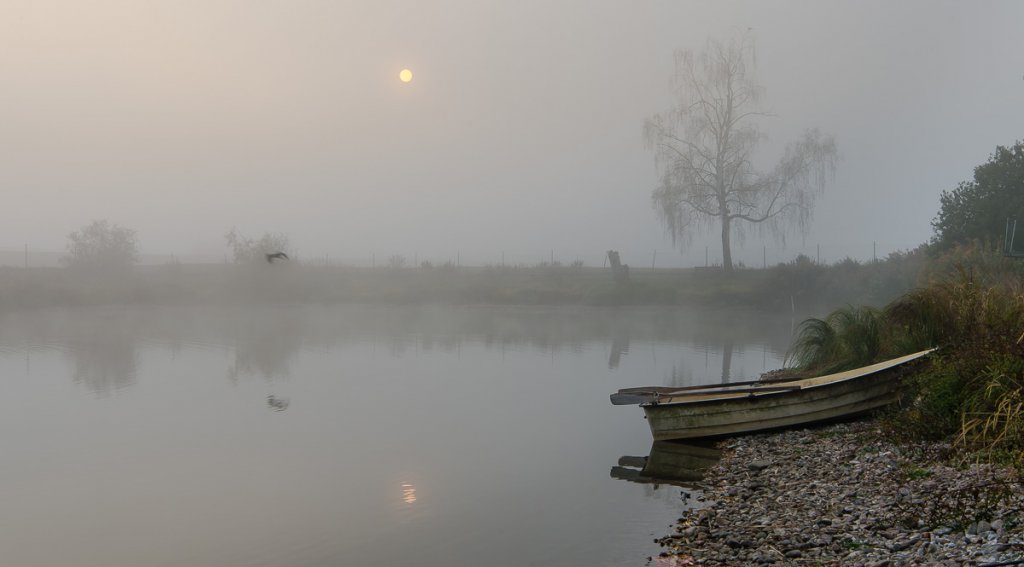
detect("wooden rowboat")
[611,349,934,441]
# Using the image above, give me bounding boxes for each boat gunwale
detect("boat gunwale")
[639,348,935,407]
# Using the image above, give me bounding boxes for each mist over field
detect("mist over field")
[2,1,1022,269]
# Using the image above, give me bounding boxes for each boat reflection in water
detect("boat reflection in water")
[611,441,721,487]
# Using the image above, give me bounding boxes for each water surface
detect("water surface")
[0,305,787,566]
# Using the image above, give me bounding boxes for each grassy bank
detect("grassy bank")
[786,244,1024,467]
[0,250,924,312]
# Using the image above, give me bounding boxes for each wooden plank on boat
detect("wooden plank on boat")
[612,384,802,405]
[662,384,802,398]
[616,373,806,395]
[611,372,813,405]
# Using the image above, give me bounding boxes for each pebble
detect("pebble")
[747,460,772,472]
[653,421,1024,566]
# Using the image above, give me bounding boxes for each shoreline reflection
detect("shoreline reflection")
[0,305,789,396]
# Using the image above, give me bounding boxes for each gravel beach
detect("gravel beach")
[652,421,1024,566]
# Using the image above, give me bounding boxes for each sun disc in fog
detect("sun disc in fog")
[399,69,413,83]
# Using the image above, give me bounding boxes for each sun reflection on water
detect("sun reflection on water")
[401,482,417,504]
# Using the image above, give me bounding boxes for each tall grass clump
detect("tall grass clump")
[786,305,889,373]
[959,356,1024,465]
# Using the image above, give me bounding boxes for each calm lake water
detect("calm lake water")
[0,305,788,567]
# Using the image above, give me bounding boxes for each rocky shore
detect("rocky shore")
[652,421,1024,566]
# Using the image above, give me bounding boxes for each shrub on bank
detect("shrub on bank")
[789,246,1024,465]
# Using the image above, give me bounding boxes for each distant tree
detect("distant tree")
[644,34,838,272]
[931,141,1024,252]
[225,228,294,264]
[62,220,138,270]
[387,254,407,269]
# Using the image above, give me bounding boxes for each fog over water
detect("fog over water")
[2,1,1022,267]
[0,305,785,566]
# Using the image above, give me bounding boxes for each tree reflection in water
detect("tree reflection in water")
[608,335,629,369]
[1,305,791,398]
[227,309,305,381]
[65,331,137,395]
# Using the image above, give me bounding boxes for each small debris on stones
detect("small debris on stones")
[653,421,1024,566]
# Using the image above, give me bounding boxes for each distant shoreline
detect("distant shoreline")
[0,259,920,313]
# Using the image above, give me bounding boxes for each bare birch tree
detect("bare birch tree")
[645,35,837,272]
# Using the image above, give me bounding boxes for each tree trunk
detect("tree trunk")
[721,215,733,272]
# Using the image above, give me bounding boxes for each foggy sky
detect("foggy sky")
[2,0,1022,268]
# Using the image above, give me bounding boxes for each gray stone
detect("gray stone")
[888,539,915,552]
[747,460,771,472]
